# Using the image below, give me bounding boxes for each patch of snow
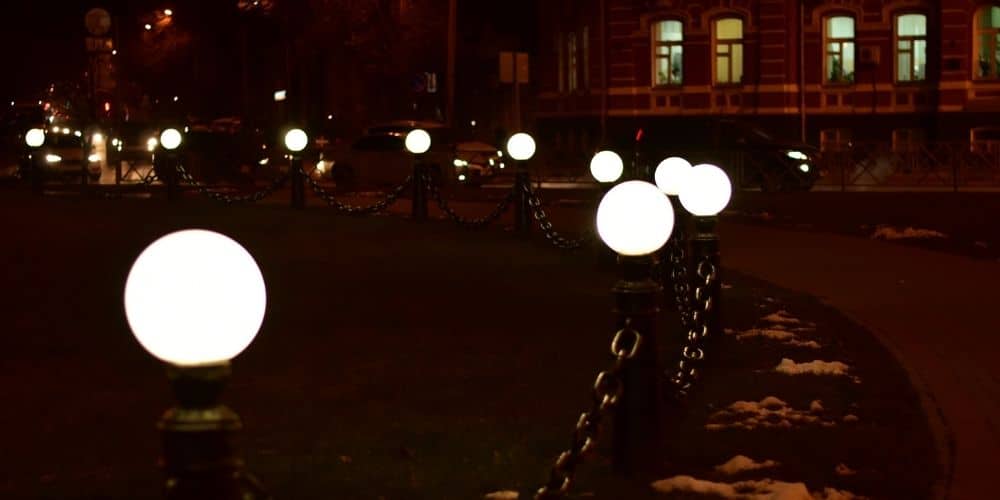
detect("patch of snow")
[722,283,734,290]
[810,400,825,412]
[835,463,857,476]
[714,455,780,475]
[484,491,519,500]
[706,396,841,430]
[843,414,860,423]
[787,339,823,349]
[651,475,856,500]
[815,488,868,500]
[731,327,821,349]
[871,225,947,240]
[762,310,803,325]
[775,358,851,377]
[651,475,739,497]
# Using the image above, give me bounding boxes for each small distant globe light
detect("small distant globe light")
[679,164,732,217]
[458,174,467,181]
[786,150,808,161]
[596,180,675,256]
[92,132,104,144]
[147,137,158,152]
[284,128,308,152]
[45,154,62,163]
[25,128,45,147]
[61,127,71,135]
[273,89,287,102]
[163,8,173,16]
[88,153,101,163]
[799,163,811,173]
[172,96,179,103]
[590,150,624,183]
[73,130,82,137]
[506,133,536,161]
[470,120,477,127]
[144,23,152,31]
[404,129,431,154]
[111,49,117,55]
[111,138,119,147]
[497,150,503,158]
[160,128,183,150]
[124,230,267,366]
[327,114,333,120]
[499,162,505,169]
[654,156,693,196]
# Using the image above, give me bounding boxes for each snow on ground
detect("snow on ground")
[871,225,947,240]
[835,463,857,476]
[650,475,867,499]
[761,310,811,326]
[714,455,780,475]
[705,396,842,430]
[774,358,851,377]
[729,328,822,349]
[483,491,519,500]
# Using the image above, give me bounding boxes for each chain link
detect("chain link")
[176,163,289,204]
[522,183,593,250]
[424,175,515,228]
[535,319,642,499]
[664,231,694,330]
[304,170,411,215]
[666,255,718,399]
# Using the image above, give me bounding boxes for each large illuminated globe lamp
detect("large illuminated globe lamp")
[124,229,267,367]
[679,164,732,217]
[596,180,675,256]
[159,128,183,151]
[590,150,624,183]
[654,156,692,196]
[284,128,308,153]
[405,129,431,154]
[506,133,536,161]
[25,128,45,148]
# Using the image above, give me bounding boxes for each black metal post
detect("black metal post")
[612,254,663,477]
[690,216,722,341]
[596,182,617,267]
[658,194,689,299]
[164,155,181,202]
[159,363,268,500]
[290,157,305,209]
[28,151,44,196]
[514,161,530,233]
[411,157,427,220]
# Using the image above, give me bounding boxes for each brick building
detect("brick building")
[535,0,1000,163]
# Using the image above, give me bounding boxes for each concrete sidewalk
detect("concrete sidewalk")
[720,221,1000,500]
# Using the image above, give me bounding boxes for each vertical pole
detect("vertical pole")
[514,161,530,233]
[799,2,806,144]
[411,158,427,220]
[165,155,180,202]
[290,157,305,209]
[599,0,608,145]
[30,152,44,196]
[612,255,662,477]
[445,0,457,127]
[690,217,722,341]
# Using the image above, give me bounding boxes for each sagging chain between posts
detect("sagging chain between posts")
[664,232,694,330]
[522,183,592,250]
[535,320,642,500]
[304,171,411,215]
[176,163,290,204]
[666,255,718,399]
[424,176,515,228]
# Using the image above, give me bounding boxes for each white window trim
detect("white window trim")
[823,16,856,85]
[712,18,744,86]
[651,20,684,87]
[895,13,928,83]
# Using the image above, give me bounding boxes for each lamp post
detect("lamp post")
[158,128,184,201]
[595,180,674,476]
[590,150,624,265]
[124,229,269,500]
[24,128,46,195]
[677,164,731,344]
[284,128,308,209]
[405,129,431,220]
[506,132,536,233]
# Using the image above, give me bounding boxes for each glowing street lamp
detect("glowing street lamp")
[590,150,624,184]
[506,132,536,161]
[124,229,268,498]
[654,156,692,197]
[405,129,432,219]
[284,128,308,153]
[283,128,308,209]
[597,180,674,257]
[506,132,536,232]
[160,128,183,151]
[25,128,45,148]
[404,129,431,155]
[678,164,731,217]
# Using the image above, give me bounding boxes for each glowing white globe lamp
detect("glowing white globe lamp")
[405,129,432,154]
[160,128,183,151]
[506,133,536,161]
[596,180,675,256]
[284,128,308,153]
[679,164,732,217]
[25,128,45,148]
[124,229,267,366]
[654,156,693,196]
[590,150,624,183]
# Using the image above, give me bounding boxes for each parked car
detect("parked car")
[633,118,821,191]
[37,127,101,181]
[325,121,501,189]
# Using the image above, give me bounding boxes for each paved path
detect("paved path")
[720,222,1000,500]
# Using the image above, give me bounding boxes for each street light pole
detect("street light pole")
[405,129,432,220]
[506,133,537,233]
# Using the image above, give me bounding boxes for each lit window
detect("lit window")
[824,16,855,83]
[714,18,743,85]
[568,32,578,92]
[975,6,1000,79]
[652,20,684,86]
[896,14,927,82]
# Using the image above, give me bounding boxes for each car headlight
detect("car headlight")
[786,150,809,161]
[45,154,62,163]
[453,158,468,168]
[258,158,269,166]
[88,154,101,163]
[799,163,811,173]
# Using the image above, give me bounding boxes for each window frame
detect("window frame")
[894,12,928,83]
[651,19,685,87]
[973,5,1000,80]
[823,15,856,85]
[567,32,578,92]
[712,17,745,87]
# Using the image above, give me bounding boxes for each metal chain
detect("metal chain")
[665,232,694,329]
[666,255,718,399]
[304,171,411,215]
[535,319,642,500]
[176,163,290,204]
[424,176,515,228]
[522,183,593,250]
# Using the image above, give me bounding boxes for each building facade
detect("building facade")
[536,0,1000,164]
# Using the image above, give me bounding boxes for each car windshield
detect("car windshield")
[46,134,82,148]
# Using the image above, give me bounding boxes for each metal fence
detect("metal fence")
[814,142,1000,191]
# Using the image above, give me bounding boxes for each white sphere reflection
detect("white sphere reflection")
[506,133,536,161]
[679,164,732,216]
[596,180,675,256]
[654,156,692,196]
[404,129,432,154]
[124,230,267,366]
[590,150,624,183]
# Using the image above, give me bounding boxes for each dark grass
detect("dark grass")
[0,188,936,499]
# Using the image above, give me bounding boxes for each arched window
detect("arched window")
[713,18,744,85]
[824,16,855,83]
[652,20,684,86]
[975,5,1000,79]
[896,13,927,82]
